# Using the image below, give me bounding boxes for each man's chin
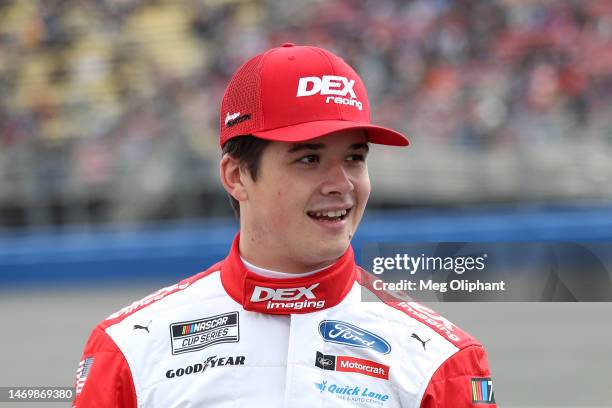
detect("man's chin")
[305,239,350,266]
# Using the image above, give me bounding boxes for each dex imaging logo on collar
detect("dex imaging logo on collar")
[250,283,325,311]
[296,75,363,111]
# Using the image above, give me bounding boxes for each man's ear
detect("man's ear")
[219,154,249,202]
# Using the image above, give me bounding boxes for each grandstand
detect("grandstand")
[1,0,612,227]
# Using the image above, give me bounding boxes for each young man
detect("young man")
[73,44,496,407]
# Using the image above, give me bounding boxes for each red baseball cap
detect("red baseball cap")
[219,43,409,147]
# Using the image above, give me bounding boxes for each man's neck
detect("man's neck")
[238,234,336,274]
[240,256,330,278]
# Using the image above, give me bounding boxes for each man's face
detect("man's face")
[239,129,371,272]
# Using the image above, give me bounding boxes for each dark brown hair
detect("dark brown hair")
[222,135,271,219]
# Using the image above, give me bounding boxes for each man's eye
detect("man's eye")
[346,154,366,162]
[298,155,319,164]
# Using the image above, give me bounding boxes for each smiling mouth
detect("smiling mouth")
[306,207,352,222]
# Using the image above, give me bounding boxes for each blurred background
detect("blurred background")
[1,0,612,225]
[1,0,612,406]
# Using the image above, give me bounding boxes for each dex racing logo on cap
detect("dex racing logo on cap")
[250,283,325,311]
[319,320,391,354]
[296,75,363,111]
[169,311,239,355]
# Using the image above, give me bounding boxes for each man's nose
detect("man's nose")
[320,163,354,195]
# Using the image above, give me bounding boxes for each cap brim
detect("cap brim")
[251,120,409,146]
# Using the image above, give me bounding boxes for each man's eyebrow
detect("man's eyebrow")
[350,143,369,152]
[287,143,325,153]
[287,142,370,153]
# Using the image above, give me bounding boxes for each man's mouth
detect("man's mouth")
[306,207,352,222]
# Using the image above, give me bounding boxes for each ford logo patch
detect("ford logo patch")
[318,320,391,354]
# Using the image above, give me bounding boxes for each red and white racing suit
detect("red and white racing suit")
[73,235,496,407]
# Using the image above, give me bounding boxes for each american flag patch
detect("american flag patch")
[75,357,94,394]
[471,377,495,404]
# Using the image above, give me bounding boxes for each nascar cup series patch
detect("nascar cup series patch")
[170,311,239,355]
[471,377,495,404]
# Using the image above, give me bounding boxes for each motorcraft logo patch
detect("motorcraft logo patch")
[170,311,239,355]
[315,351,389,380]
[471,377,495,404]
[166,355,245,379]
[250,283,325,311]
[318,320,391,354]
[314,380,390,406]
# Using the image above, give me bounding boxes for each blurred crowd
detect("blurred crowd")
[1,0,612,227]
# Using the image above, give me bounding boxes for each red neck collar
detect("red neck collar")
[221,234,357,314]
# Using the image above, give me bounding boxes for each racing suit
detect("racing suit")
[73,235,496,407]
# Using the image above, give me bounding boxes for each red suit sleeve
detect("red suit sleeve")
[72,326,137,408]
[420,345,497,408]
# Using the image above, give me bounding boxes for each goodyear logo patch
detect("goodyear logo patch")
[170,312,239,355]
[471,377,495,404]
